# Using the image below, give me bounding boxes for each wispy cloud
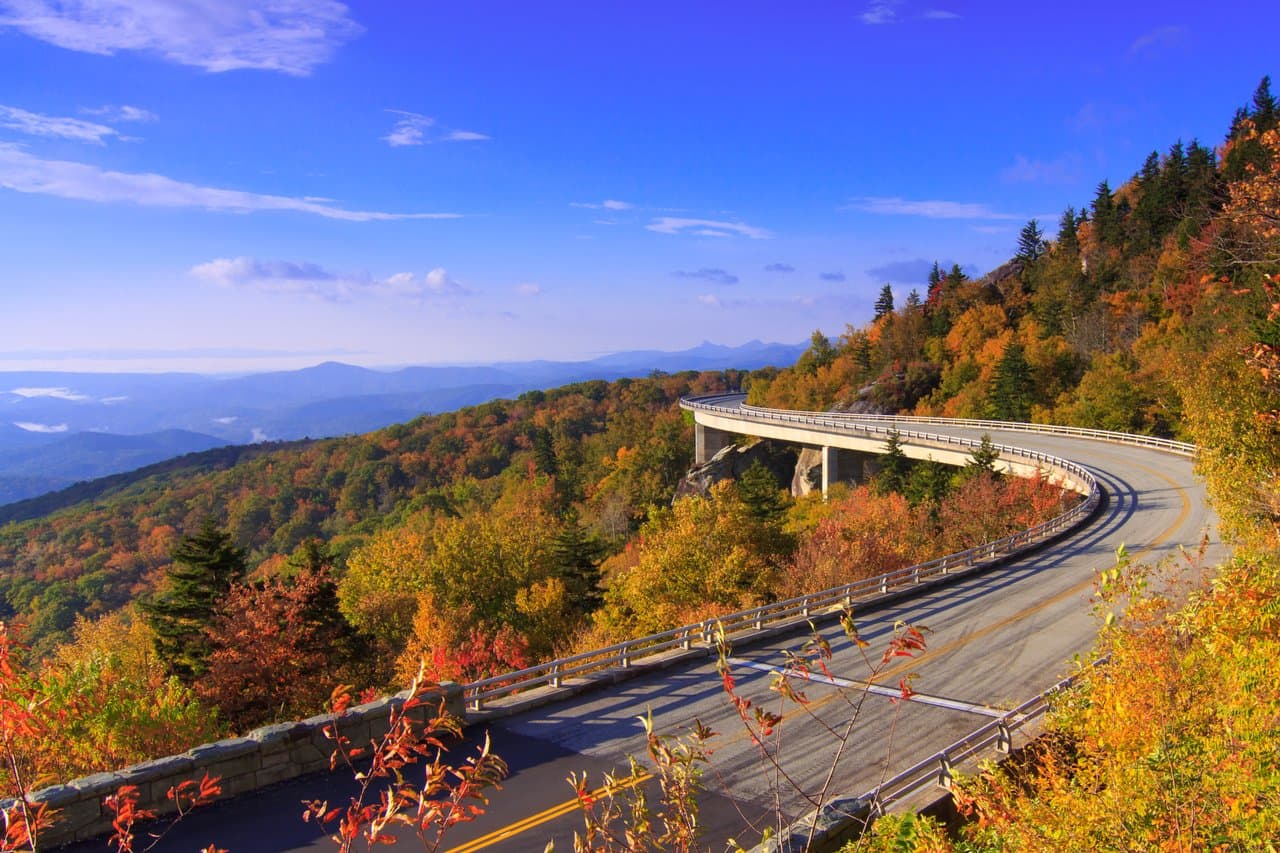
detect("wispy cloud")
[13,421,68,433]
[10,386,90,401]
[845,196,1021,221]
[819,271,846,282]
[1127,25,1187,60]
[764,263,795,273]
[0,105,125,144]
[191,257,474,302]
[515,283,541,296]
[383,110,488,146]
[0,144,459,220]
[0,0,361,75]
[647,217,771,239]
[860,1,957,24]
[82,104,156,123]
[1001,153,1083,185]
[571,199,633,210]
[860,0,901,24]
[673,267,739,286]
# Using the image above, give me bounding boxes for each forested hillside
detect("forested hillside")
[0,372,738,656]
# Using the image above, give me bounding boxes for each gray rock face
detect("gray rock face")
[673,440,797,501]
[792,447,824,497]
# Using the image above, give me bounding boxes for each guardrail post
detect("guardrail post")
[551,663,562,689]
[620,645,631,669]
[996,721,1013,754]
[469,695,483,712]
[912,566,920,584]
[936,755,954,790]
[880,576,888,594]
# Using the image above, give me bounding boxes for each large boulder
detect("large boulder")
[673,440,797,501]
[792,447,824,498]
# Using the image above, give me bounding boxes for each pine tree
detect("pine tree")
[947,263,967,285]
[966,435,1001,474]
[905,289,922,310]
[875,429,910,495]
[141,518,247,681]
[737,460,788,523]
[1016,219,1047,262]
[1252,75,1277,130]
[549,513,605,615]
[873,284,894,319]
[1092,181,1122,246]
[987,342,1033,421]
[1056,207,1079,255]
[795,330,836,375]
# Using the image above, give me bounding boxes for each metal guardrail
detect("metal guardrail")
[752,658,1108,852]
[736,397,1197,457]
[462,396,1103,710]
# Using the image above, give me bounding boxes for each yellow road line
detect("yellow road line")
[445,771,651,853]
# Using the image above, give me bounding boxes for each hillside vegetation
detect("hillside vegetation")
[845,79,1280,851]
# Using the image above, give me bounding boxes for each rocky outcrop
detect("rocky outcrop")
[792,447,824,497]
[674,440,797,501]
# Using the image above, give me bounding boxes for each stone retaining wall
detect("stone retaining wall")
[6,682,463,847]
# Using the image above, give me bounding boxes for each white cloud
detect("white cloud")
[383,110,488,146]
[0,104,124,144]
[1001,153,1083,185]
[571,199,634,210]
[212,416,238,424]
[100,395,128,403]
[190,256,474,302]
[646,217,772,239]
[250,427,270,442]
[1127,25,1187,60]
[14,421,68,432]
[845,196,1022,221]
[0,143,459,220]
[0,0,361,76]
[82,104,157,122]
[860,0,901,24]
[920,9,960,19]
[697,294,722,308]
[10,386,89,400]
[673,267,739,285]
[515,283,541,296]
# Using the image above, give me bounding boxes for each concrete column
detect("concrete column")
[695,423,731,464]
[821,445,839,497]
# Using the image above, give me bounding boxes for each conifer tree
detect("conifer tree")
[987,342,1033,421]
[549,512,605,615]
[1057,207,1079,255]
[873,284,895,319]
[966,435,1001,474]
[875,429,910,495]
[1016,219,1047,262]
[141,518,247,681]
[737,459,787,523]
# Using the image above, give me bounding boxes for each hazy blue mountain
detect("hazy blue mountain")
[0,339,803,505]
[0,429,226,505]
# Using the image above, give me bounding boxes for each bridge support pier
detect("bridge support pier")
[695,423,732,464]
[821,445,839,497]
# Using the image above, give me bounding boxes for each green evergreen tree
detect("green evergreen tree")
[947,263,967,286]
[988,342,1033,421]
[549,512,605,615]
[1056,207,1079,255]
[141,518,247,681]
[875,429,910,495]
[966,434,1001,475]
[1016,219,1047,262]
[905,289,922,310]
[1092,180,1122,246]
[737,460,788,523]
[873,284,895,320]
[904,459,952,506]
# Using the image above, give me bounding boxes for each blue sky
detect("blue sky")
[0,1,1273,372]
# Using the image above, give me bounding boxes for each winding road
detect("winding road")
[74,396,1222,853]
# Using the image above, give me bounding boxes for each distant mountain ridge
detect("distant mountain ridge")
[0,340,804,506]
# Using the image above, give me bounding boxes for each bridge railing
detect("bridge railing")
[465,397,1102,710]
[734,397,1196,457]
[754,658,1108,852]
